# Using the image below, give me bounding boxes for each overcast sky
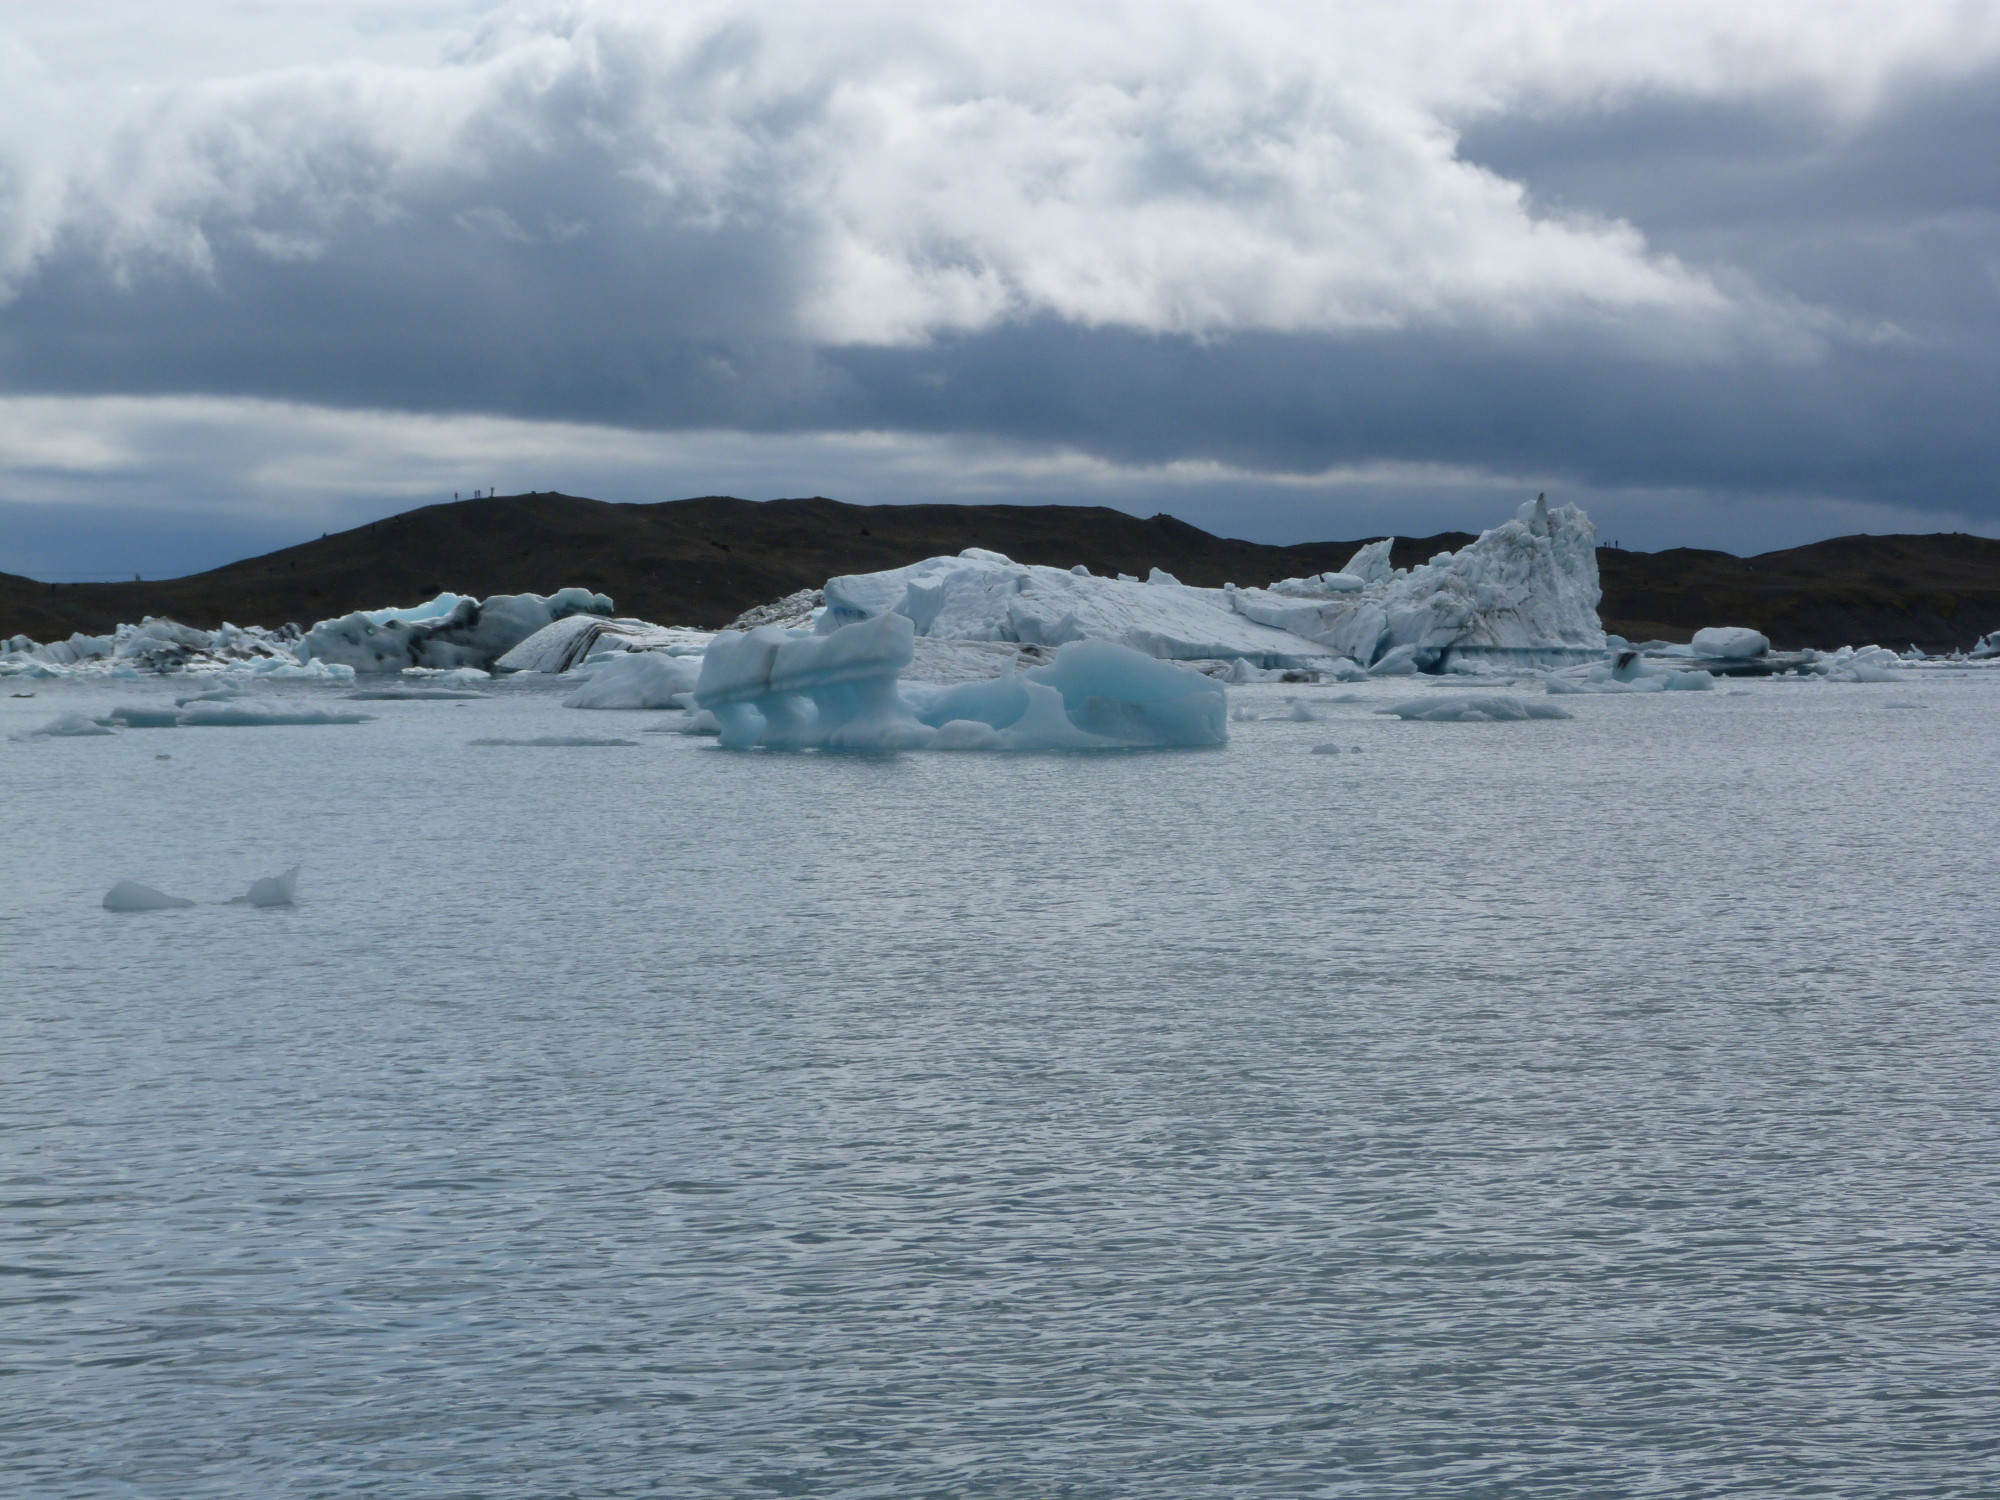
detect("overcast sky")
[3,1,1998,578]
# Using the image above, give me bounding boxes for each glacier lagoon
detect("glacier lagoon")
[4,669,2000,1498]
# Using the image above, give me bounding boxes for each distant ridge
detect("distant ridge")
[4,491,1998,650]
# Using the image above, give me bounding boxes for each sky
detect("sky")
[2,1,1998,579]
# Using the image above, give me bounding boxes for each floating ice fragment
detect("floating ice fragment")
[230,867,300,908]
[13,711,115,739]
[104,704,184,727]
[104,880,195,911]
[1380,695,1572,722]
[176,704,375,727]
[1690,626,1770,659]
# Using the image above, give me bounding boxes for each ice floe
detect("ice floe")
[1380,695,1573,721]
[175,703,376,727]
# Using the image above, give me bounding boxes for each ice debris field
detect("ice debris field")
[8,497,2000,763]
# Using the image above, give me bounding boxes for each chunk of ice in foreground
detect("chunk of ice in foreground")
[1380,695,1573,722]
[230,867,299,908]
[104,880,196,911]
[105,705,185,727]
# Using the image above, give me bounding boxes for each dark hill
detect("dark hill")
[0,492,1467,641]
[1597,533,2000,651]
[3,491,1996,651]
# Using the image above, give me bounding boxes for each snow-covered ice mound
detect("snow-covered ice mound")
[103,880,195,912]
[1380,695,1573,722]
[810,495,1603,672]
[1814,645,1904,683]
[562,651,702,709]
[693,612,1226,751]
[298,588,613,673]
[1691,626,1770,660]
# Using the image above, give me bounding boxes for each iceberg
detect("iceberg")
[496,614,711,674]
[806,495,1603,673]
[230,867,300,908]
[562,651,702,710]
[0,618,308,678]
[693,612,1227,752]
[1815,645,1904,683]
[103,880,196,912]
[1691,626,1770,660]
[1380,695,1573,722]
[298,588,612,673]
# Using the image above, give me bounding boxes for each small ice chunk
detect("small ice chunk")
[1286,698,1320,722]
[1691,626,1770,659]
[1310,742,1344,755]
[175,687,248,705]
[14,711,115,739]
[230,866,300,908]
[1380,695,1573,722]
[104,880,195,911]
[105,704,185,727]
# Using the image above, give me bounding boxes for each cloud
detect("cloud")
[1,0,1998,569]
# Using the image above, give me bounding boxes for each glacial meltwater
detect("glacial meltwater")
[4,670,1998,1497]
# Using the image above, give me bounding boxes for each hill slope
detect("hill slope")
[0,492,1467,641]
[4,492,1997,651]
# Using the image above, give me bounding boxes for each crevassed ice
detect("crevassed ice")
[816,496,1603,671]
[299,588,612,673]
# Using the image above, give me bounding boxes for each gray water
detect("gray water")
[4,674,1999,1497]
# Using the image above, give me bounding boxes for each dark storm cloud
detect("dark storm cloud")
[2,1,1999,568]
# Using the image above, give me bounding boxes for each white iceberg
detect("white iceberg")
[1691,626,1771,660]
[562,651,702,710]
[1815,644,1904,683]
[103,880,195,911]
[298,587,612,673]
[809,495,1603,673]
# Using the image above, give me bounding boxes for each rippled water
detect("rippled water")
[4,672,1999,1497]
